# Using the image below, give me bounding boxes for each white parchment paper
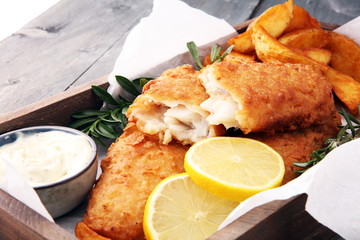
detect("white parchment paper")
[107,0,237,99]
[0,159,53,221]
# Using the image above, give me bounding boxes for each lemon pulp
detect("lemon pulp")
[143,173,239,240]
[184,137,285,201]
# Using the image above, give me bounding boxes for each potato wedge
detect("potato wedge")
[278,28,331,49]
[203,51,256,67]
[228,0,293,53]
[75,222,111,240]
[299,48,332,65]
[227,31,254,53]
[283,5,321,33]
[325,31,360,83]
[223,51,257,64]
[251,24,360,115]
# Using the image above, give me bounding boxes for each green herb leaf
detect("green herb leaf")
[92,85,119,106]
[70,75,151,144]
[219,45,234,61]
[95,122,119,139]
[187,41,234,70]
[210,44,222,62]
[187,41,204,70]
[71,110,105,119]
[293,160,316,168]
[115,75,141,96]
[110,108,124,122]
[293,106,360,174]
[133,77,153,88]
[69,117,99,129]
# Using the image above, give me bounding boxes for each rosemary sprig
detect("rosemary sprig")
[210,44,234,63]
[293,106,360,174]
[187,41,234,70]
[70,76,152,146]
[187,41,204,70]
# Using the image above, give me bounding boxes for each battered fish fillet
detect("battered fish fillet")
[232,111,341,184]
[199,61,337,134]
[79,123,189,240]
[127,64,225,145]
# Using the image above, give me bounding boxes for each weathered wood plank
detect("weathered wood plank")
[77,0,262,89]
[0,189,76,240]
[0,75,108,135]
[0,0,262,116]
[0,0,153,115]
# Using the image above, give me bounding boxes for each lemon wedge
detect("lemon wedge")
[184,137,285,201]
[143,173,239,240]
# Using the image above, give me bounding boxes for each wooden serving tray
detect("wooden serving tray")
[0,22,342,239]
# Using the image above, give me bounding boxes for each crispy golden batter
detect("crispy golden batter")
[199,61,337,134]
[142,64,206,107]
[127,65,225,145]
[79,61,340,239]
[81,123,189,240]
[232,111,340,184]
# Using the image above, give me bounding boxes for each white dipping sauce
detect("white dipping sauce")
[0,130,94,187]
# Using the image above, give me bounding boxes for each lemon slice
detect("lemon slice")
[143,173,239,240]
[184,137,285,201]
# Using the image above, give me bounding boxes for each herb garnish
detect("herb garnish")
[70,76,152,146]
[187,41,234,70]
[71,41,232,144]
[293,106,360,174]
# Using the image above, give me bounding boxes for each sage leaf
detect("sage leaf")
[92,85,119,106]
[115,75,141,96]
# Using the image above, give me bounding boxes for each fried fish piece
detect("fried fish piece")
[127,64,225,145]
[80,123,189,240]
[229,110,340,184]
[199,61,337,134]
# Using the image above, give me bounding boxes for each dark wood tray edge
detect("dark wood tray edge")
[0,189,76,240]
[208,194,340,239]
[0,75,109,135]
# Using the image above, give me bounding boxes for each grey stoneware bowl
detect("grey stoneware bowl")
[0,125,98,218]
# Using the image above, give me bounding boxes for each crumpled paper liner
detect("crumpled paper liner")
[107,0,237,100]
[0,159,53,221]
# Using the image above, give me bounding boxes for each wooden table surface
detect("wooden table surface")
[0,0,359,238]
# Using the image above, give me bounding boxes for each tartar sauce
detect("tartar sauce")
[0,130,94,187]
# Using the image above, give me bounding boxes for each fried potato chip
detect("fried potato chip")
[299,48,332,65]
[75,222,111,240]
[278,28,331,49]
[325,31,360,83]
[251,24,360,115]
[283,5,321,33]
[228,0,293,53]
[202,51,256,67]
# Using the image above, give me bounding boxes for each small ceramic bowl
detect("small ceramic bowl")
[0,125,98,218]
